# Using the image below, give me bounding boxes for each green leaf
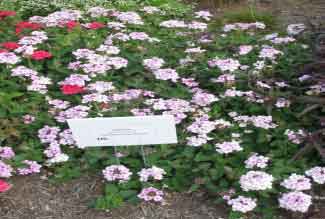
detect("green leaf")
[229,211,242,219]
[104,184,119,195]
[194,152,213,162]
[120,190,137,199]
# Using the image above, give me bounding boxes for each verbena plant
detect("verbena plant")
[0,1,323,219]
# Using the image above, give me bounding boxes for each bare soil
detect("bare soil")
[1,174,325,219]
[0,175,228,219]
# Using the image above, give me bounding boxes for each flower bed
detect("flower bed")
[0,2,324,218]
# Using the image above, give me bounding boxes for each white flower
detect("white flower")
[279,191,312,213]
[281,174,312,191]
[305,166,325,184]
[228,196,257,213]
[240,171,274,191]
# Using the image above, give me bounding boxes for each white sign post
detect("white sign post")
[67,115,178,148]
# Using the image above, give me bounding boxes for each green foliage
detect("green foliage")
[94,183,139,209]
[50,162,82,183]
[0,0,321,218]
[0,0,192,18]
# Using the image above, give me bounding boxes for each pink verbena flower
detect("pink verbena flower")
[191,91,219,107]
[14,45,35,56]
[11,66,38,78]
[275,98,291,108]
[0,52,21,64]
[227,196,257,213]
[279,191,312,213]
[27,76,52,94]
[17,160,41,175]
[215,140,242,154]
[160,20,187,28]
[244,153,269,169]
[143,57,165,70]
[152,68,179,82]
[47,153,69,164]
[187,21,207,30]
[129,32,150,41]
[55,105,90,123]
[186,135,211,147]
[87,81,115,93]
[238,45,253,55]
[48,99,70,110]
[211,74,235,84]
[96,45,120,55]
[233,115,277,129]
[271,37,295,44]
[44,141,62,158]
[131,108,153,116]
[59,129,75,146]
[181,78,199,87]
[141,6,161,14]
[0,147,15,159]
[240,171,274,191]
[107,57,128,69]
[223,22,265,32]
[185,47,206,54]
[107,22,125,30]
[38,126,60,143]
[187,116,216,135]
[59,74,90,87]
[138,187,164,203]
[18,31,48,45]
[116,12,143,25]
[87,7,108,17]
[138,166,166,182]
[0,161,13,178]
[82,93,109,104]
[305,166,325,184]
[285,129,306,144]
[208,58,241,72]
[23,114,35,124]
[102,165,132,182]
[281,174,311,191]
[111,89,142,102]
[194,10,212,21]
[35,10,81,27]
[259,46,283,60]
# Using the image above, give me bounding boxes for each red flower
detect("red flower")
[31,50,52,60]
[87,22,105,30]
[16,21,42,34]
[0,11,16,20]
[0,180,11,192]
[2,42,20,50]
[65,21,79,31]
[61,85,85,95]
[0,49,8,53]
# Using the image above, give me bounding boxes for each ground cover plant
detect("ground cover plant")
[0,1,324,218]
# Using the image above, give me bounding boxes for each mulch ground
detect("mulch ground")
[0,175,228,219]
[1,174,325,219]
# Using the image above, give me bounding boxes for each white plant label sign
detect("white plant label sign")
[67,115,177,148]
